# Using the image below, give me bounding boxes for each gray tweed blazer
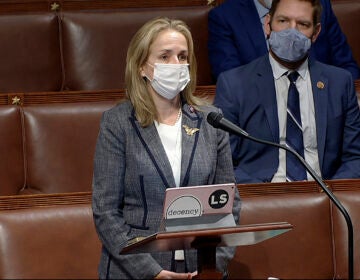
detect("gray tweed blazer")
[92,100,241,279]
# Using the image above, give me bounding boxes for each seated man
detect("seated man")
[214,0,360,183]
[208,0,360,80]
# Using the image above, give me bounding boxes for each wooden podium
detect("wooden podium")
[120,222,293,279]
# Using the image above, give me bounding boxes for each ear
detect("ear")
[264,14,272,38]
[311,23,321,43]
[140,67,146,77]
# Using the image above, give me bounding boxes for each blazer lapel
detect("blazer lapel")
[131,104,203,188]
[130,114,175,188]
[257,56,280,142]
[309,60,328,171]
[180,103,202,187]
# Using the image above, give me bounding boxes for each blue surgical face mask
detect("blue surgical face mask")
[268,28,311,62]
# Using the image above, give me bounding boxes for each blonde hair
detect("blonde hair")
[125,17,205,127]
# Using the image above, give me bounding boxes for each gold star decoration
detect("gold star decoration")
[11,96,21,105]
[50,2,60,11]
[183,125,200,136]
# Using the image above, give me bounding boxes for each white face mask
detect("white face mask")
[146,63,190,100]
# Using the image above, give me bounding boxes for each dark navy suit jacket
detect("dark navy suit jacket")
[214,55,360,183]
[208,0,360,80]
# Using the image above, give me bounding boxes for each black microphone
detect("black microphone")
[207,111,354,280]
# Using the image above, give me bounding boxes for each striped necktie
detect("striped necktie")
[286,71,307,181]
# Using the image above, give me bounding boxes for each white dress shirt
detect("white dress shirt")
[269,54,322,182]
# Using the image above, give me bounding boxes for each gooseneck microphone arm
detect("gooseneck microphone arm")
[207,112,354,280]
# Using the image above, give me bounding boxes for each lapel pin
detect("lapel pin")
[317,81,325,89]
[183,125,199,136]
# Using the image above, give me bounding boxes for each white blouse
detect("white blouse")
[154,114,182,187]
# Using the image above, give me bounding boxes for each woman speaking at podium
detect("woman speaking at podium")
[92,17,241,279]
